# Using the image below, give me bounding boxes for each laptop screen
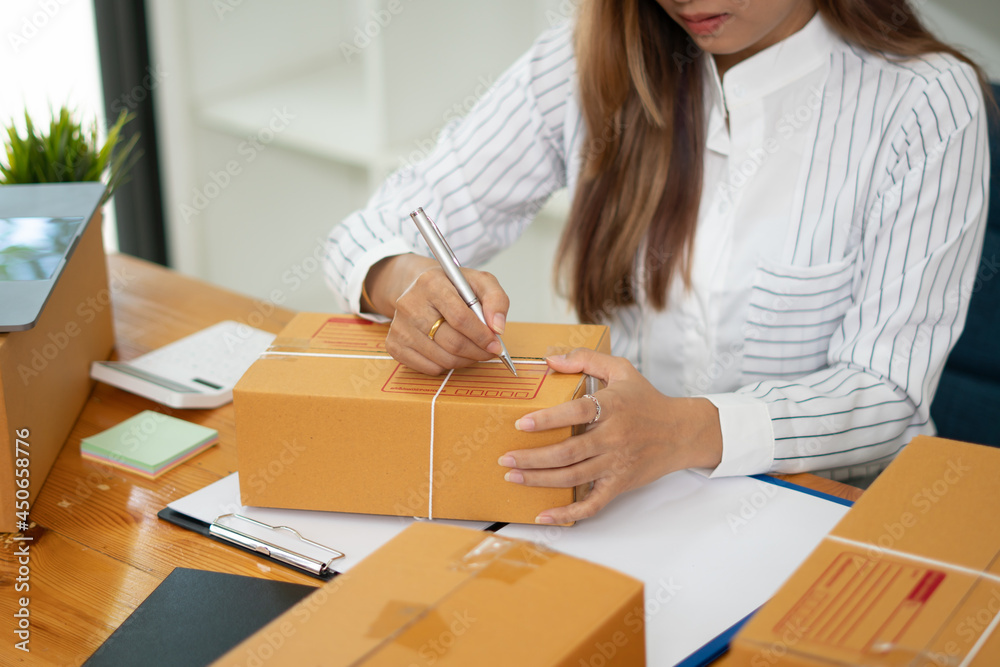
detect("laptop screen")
[0,216,86,281]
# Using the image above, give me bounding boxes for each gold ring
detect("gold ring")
[427,316,446,341]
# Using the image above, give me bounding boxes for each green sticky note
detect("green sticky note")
[81,410,219,478]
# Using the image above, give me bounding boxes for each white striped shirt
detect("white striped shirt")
[325,15,989,477]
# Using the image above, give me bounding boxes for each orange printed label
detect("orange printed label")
[382,363,546,400]
[774,551,945,655]
[311,316,387,353]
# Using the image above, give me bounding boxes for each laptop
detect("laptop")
[0,182,107,332]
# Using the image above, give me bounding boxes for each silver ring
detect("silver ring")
[583,393,601,425]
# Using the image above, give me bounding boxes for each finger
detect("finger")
[431,292,502,357]
[499,432,602,470]
[386,343,448,376]
[467,270,510,334]
[396,268,503,358]
[545,348,632,385]
[431,322,498,363]
[391,291,493,366]
[504,455,604,489]
[514,394,603,432]
[386,321,478,375]
[534,480,618,524]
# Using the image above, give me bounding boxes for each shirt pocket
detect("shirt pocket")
[742,250,858,383]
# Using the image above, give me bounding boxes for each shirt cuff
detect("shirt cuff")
[690,393,775,478]
[346,239,420,323]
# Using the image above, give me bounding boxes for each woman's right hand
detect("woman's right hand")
[363,254,510,375]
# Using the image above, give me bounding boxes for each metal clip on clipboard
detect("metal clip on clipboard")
[209,514,345,577]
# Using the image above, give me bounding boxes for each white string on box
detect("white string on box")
[260,351,551,366]
[426,368,455,520]
[825,534,1000,584]
[259,351,392,360]
[421,359,552,520]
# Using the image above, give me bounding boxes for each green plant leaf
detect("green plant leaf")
[0,104,139,201]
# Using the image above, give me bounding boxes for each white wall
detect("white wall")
[148,0,577,323]
[147,1,997,326]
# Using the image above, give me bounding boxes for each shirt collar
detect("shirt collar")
[704,55,730,155]
[706,13,844,112]
[702,13,843,155]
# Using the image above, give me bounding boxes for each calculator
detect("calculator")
[90,320,276,409]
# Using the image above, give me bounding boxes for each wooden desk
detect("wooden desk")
[0,254,863,666]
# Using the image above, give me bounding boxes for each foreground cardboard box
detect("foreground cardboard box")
[234,313,609,524]
[0,187,114,533]
[213,522,645,666]
[730,436,1000,666]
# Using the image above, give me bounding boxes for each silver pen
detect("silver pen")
[409,207,517,377]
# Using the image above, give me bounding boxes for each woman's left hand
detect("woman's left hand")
[498,348,724,524]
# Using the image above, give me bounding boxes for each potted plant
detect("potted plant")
[0,106,138,195]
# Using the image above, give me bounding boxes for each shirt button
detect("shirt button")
[730,84,746,98]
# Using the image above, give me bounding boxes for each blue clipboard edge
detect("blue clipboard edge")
[674,474,855,666]
[751,473,856,508]
[675,609,756,667]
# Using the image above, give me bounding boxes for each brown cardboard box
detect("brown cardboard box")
[0,203,114,532]
[213,522,645,666]
[729,436,1000,666]
[234,313,610,525]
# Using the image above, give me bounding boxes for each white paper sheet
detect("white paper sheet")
[497,471,851,666]
[167,473,490,573]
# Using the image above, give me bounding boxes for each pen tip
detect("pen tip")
[503,356,518,377]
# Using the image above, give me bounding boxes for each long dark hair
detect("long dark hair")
[558,0,993,324]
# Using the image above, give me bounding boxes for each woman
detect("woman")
[325,0,991,524]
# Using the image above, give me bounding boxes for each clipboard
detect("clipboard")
[497,471,854,666]
[158,473,491,579]
[157,505,342,581]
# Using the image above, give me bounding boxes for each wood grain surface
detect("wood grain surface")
[0,254,863,666]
